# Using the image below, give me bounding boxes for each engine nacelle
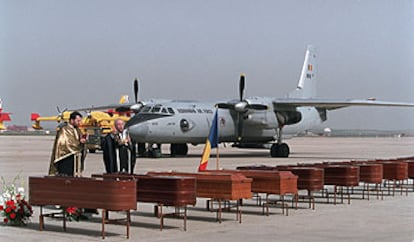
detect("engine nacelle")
[244,114,267,126]
[275,111,302,125]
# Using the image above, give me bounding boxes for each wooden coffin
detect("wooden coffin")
[203,169,298,195]
[305,164,360,186]
[390,158,414,179]
[408,161,414,179]
[391,158,414,179]
[276,166,324,191]
[323,165,360,186]
[380,162,408,180]
[93,173,197,207]
[147,172,252,200]
[29,176,137,211]
[357,163,383,184]
[136,175,196,207]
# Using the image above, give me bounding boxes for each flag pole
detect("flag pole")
[216,145,220,170]
[215,107,220,170]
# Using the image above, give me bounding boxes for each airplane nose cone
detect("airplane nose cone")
[128,124,149,142]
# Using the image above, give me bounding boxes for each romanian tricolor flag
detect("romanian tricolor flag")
[198,110,219,171]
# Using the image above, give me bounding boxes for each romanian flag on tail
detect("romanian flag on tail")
[198,110,219,171]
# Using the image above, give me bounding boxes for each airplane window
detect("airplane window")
[177,108,196,113]
[141,106,151,113]
[152,106,161,113]
[167,108,175,114]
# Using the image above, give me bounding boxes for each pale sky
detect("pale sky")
[1,0,414,130]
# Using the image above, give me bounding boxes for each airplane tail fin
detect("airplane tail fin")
[30,113,43,129]
[0,113,11,122]
[290,45,317,98]
[119,95,130,104]
[0,112,11,130]
[31,113,40,121]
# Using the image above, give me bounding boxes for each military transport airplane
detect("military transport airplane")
[125,45,414,158]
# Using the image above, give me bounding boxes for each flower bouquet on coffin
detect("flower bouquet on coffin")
[1,175,33,226]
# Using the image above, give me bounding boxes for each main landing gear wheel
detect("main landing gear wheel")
[137,143,146,157]
[270,143,290,157]
[149,148,162,158]
[148,144,162,158]
[170,143,189,157]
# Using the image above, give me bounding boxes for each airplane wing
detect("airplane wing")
[272,98,414,111]
[75,103,132,112]
[74,98,170,113]
[74,94,141,113]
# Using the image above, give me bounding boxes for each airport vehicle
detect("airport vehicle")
[0,98,12,130]
[125,46,414,158]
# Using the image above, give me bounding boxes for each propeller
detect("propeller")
[216,74,267,141]
[134,78,139,104]
[237,75,245,141]
[86,106,93,119]
[129,77,144,112]
[239,74,245,101]
[115,78,143,113]
[56,106,68,121]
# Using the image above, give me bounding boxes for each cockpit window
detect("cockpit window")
[139,105,175,115]
[141,106,151,113]
[152,106,161,113]
[167,108,175,114]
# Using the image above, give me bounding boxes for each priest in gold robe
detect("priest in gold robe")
[48,111,87,177]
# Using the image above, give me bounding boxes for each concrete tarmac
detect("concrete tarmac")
[0,135,413,242]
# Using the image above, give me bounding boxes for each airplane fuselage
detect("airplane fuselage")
[126,98,324,145]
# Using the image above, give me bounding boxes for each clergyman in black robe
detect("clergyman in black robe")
[101,119,136,174]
